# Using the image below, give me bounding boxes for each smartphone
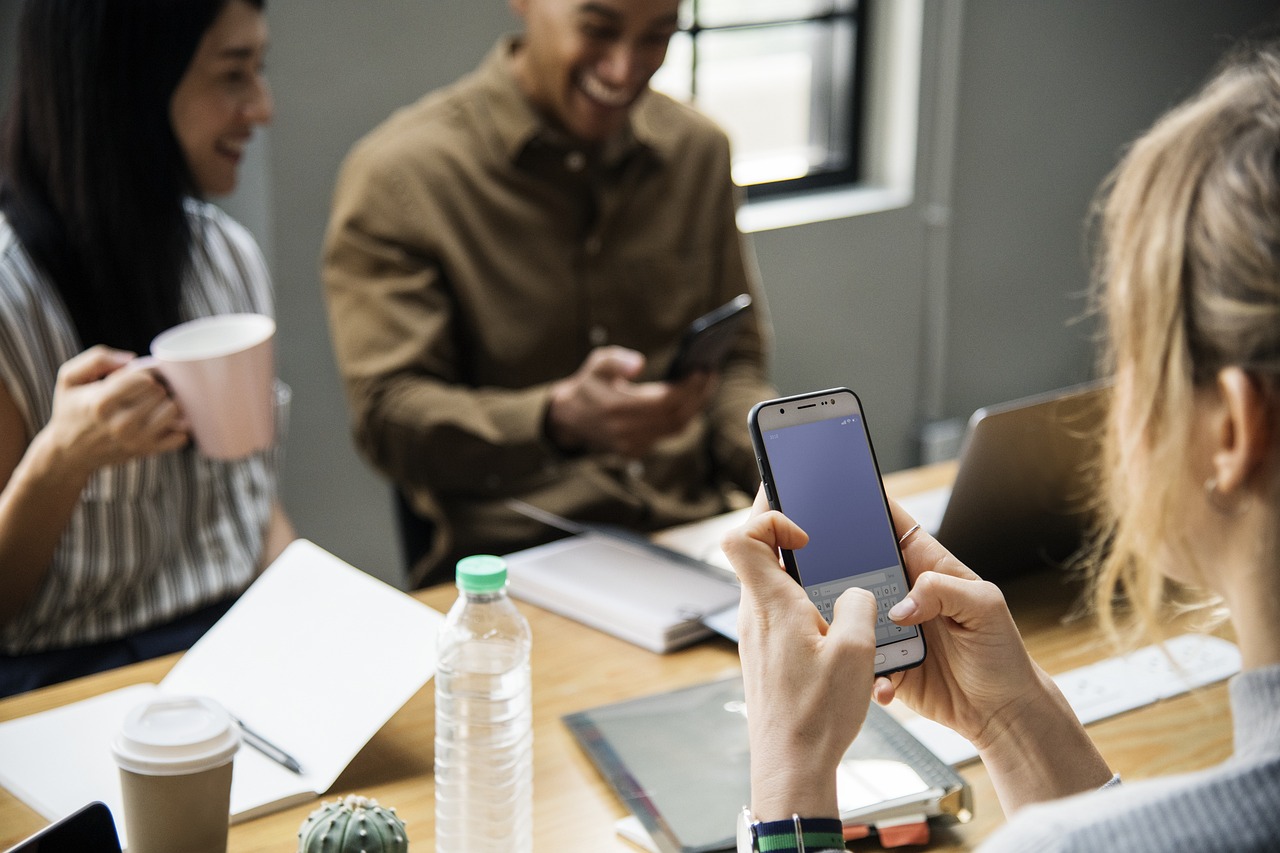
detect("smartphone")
[664,293,753,380]
[5,801,121,853]
[748,388,925,676]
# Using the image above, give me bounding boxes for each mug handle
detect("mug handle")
[120,355,159,374]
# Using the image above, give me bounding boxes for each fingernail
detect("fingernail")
[888,598,916,622]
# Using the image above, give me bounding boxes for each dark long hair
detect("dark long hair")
[0,0,261,354]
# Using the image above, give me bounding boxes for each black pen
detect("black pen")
[234,717,305,775]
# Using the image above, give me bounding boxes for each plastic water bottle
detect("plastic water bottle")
[435,555,533,852]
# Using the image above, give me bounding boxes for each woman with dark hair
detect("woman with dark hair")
[0,0,294,697]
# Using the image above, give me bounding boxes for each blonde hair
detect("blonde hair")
[1089,42,1280,642]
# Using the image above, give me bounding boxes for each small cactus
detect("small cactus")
[297,794,408,853]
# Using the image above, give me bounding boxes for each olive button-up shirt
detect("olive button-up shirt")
[323,39,775,585]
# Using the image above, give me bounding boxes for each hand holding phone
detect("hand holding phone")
[665,294,753,380]
[748,388,926,676]
[546,346,712,457]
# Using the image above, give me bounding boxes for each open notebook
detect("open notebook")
[0,541,444,848]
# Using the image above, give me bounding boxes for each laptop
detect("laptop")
[901,381,1107,581]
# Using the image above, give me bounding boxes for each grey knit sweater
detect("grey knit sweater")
[799,664,1280,853]
[980,663,1280,852]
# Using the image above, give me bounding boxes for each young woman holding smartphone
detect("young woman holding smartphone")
[728,40,1280,853]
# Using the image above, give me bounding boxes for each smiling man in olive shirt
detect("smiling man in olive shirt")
[322,0,775,587]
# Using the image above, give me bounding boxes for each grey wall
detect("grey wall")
[757,0,1276,471]
[941,0,1271,416]
[1,0,1275,588]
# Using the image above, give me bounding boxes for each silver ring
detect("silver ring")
[897,523,921,546]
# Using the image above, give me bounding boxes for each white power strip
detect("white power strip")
[902,633,1242,766]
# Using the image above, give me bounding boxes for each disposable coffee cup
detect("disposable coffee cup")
[111,695,240,853]
[134,313,277,460]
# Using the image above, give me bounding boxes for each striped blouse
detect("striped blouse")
[0,200,277,655]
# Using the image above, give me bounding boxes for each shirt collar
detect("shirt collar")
[475,36,672,171]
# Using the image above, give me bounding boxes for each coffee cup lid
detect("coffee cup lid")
[111,695,240,776]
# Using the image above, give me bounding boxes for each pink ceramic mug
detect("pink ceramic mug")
[137,314,277,460]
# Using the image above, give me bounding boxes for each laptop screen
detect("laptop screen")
[910,382,1107,581]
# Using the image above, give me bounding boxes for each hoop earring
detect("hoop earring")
[1204,477,1251,518]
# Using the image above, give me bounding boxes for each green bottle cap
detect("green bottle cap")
[455,555,508,593]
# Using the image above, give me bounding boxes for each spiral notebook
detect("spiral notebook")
[503,530,739,654]
[564,675,972,853]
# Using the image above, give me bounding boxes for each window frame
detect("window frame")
[663,1,869,201]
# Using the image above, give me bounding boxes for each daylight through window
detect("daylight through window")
[651,0,864,198]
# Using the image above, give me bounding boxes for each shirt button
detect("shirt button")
[566,151,586,172]
[588,325,608,346]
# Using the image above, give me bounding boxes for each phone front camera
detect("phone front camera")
[779,408,785,414]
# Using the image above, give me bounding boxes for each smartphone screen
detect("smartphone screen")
[749,388,925,675]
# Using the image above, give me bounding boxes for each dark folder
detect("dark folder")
[564,675,972,853]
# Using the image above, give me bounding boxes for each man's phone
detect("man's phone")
[748,388,926,676]
[664,293,753,380]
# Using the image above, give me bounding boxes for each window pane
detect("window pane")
[658,1,863,193]
[693,0,854,28]
[693,20,853,187]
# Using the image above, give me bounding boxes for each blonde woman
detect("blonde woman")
[727,40,1280,853]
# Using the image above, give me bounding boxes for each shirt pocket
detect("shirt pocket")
[600,252,719,373]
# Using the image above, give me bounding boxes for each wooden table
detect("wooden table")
[0,463,1234,851]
